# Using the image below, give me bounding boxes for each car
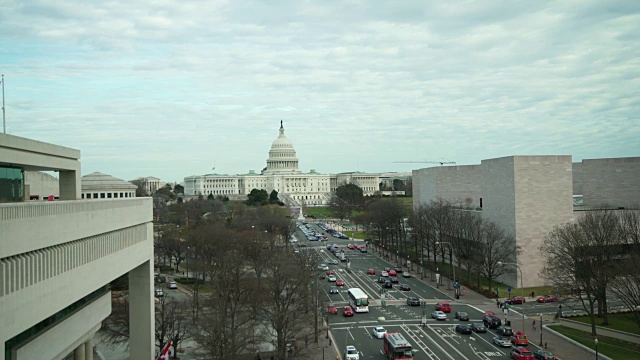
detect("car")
[329,286,339,294]
[372,326,387,339]
[318,264,329,271]
[381,271,389,277]
[384,267,391,272]
[435,302,452,313]
[510,347,534,359]
[497,326,514,337]
[406,297,420,306]
[344,345,359,360]
[484,316,502,329]
[454,311,470,321]
[388,270,397,276]
[383,281,393,288]
[319,273,327,280]
[394,266,403,273]
[367,268,376,275]
[432,310,447,320]
[336,279,345,287]
[347,244,355,249]
[536,295,559,303]
[506,296,526,305]
[329,259,339,265]
[533,350,558,359]
[343,306,354,317]
[511,331,529,346]
[483,311,496,319]
[493,336,512,347]
[327,304,338,315]
[399,284,410,291]
[402,272,411,278]
[328,275,337,282]
[472,323,487,333]
[456,324,473,334]
[167,281,178,289]
[326,270,335,276]
[360,248,367,253]
[390,277,400,283]
[155,288,164,297]
[378,276,386,283]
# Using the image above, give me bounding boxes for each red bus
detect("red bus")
[383,332,413,360]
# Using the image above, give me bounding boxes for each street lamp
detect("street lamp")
[595,337,598,359]
[498,261,525,333]
[435,242,457,298]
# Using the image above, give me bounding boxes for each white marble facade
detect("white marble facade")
[184,122,380,205]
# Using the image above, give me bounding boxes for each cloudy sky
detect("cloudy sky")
[1,0,639,183]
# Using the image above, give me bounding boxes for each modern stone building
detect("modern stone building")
[184,122,380,206]
[0,133,154,360]
[412,155,639,287]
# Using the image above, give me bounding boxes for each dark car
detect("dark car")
[395,266,403,273]
[484,316,502,329]
[454,311,469,321]
[390,277,400,284]
[455,324,473,334]
[472,323,487,333]
[383,281,393,288]
[329,286,339,294]
[406,297,420,306]
[360,248,367,253]
[496,326,514,337]
[399,284,411,291]
[378,276,386,283]
[533,350,558,359]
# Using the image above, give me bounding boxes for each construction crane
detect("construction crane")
[393,160,456,166]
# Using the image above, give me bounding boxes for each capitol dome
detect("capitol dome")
[264,121,300,174]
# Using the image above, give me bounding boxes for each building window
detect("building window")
[93,193,99,198]
[101,193,106,198]
[107,193,112,198]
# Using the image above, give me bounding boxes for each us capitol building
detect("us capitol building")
[184,122,380,206]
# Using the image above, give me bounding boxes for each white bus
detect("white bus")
[347,288,369,313]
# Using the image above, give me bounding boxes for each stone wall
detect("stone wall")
[581,157,640,208]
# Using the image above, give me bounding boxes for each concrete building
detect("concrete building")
[0,133,154,360]
[132,176,167,195]
[23,171,59,200]
[412,155,638,287]
[82,172,138,200]
[184,122,380,206]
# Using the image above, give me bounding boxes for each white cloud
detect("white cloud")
[0,0,638,181]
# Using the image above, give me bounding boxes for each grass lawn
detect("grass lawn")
[552,325,640,359]
[182,283,214,294]
[568,313,640,335]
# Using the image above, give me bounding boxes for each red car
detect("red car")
[483,311,496,319]
[347,244,355,249]
[326,270,335,276]
[388,270,397,276]
[510,347,534,359]
[436,302,452,313]
[506,296,526,305]
[336,279,345,287]
[343,306,354,317]
[537,295,559,303]
[367,268,376,275]
[327,304,338,315]
[511,331,529,346]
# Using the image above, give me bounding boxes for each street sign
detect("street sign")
[508,286,512,292]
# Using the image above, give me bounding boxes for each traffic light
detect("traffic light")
[454,281,458,289]
[382,244,385,249]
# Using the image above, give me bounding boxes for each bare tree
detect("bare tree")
[477,221,518,296]
[610,209,640,328]
[155,296,192,359]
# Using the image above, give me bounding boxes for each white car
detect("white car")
[372,326,387,339]
[318,264,329,271]
[403,272,411,278]
[328,275,337,282]
[344,345,359,360]
[381,271,389,277]
[167,281,178,289]
[155,288,164,297]
[431,310,447,320]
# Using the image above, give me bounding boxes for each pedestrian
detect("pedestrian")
[532,319,536,332]
[496,298,500,308]
[531,291,535,298]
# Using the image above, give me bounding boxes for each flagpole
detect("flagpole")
[2,74,5,134]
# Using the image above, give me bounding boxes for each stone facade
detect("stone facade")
[580,157,640,208]
[412,165,482,209]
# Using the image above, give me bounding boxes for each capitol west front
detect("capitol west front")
[184,122,379,206]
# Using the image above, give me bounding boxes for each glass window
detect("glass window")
[0,166,25,202]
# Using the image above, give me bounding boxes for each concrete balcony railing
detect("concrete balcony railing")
[0,198,153,259]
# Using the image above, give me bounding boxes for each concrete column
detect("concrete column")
[85,338,94,360]
[59,167,81,200]
[74,343,85,360]
[129,260,154,360]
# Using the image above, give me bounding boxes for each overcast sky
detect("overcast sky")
[2,0,639,183]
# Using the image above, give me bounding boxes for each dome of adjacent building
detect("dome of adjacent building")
[82,172,137,191]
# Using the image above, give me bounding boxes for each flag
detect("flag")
[156,340,172,360]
